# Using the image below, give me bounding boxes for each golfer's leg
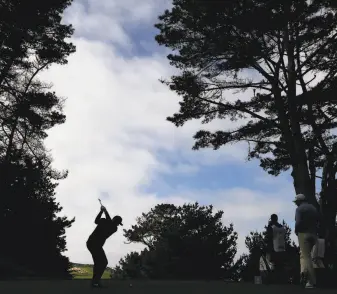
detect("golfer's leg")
[87,242,100,284]
[92,254,100,284]
[96,248,108,281]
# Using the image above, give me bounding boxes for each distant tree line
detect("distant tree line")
[110,202,317,283]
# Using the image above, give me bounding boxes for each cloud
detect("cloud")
[65,3,131,47]
[41,0,297,267]
[63,0,169,49]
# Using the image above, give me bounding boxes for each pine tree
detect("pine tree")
[119,202,238,279]
[0,0,76,278]
[155,0,337,255]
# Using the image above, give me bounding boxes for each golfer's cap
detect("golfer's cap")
[293,194,306,202]
[113,215,123,226]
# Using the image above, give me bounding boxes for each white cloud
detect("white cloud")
[85,0,164,23]
[62,0,169,48]
[41,0,297,267]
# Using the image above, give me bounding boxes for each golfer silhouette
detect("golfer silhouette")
[86,204,123,288]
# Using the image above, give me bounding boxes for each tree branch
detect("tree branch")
[245,139,280,145]
[23,61,51,94]
[202,82,272,92]
[299,31,337,72]
[274,30,289,93]
[196,95,279,127]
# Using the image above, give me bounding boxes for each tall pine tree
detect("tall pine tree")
[155,0,337,256]
[0,0,75,278]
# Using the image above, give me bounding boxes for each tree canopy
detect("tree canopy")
[113,204,303,282]
[155,0,337,196]
[0,0,75,278]
[155,0,337,250]
[113,202,238,280]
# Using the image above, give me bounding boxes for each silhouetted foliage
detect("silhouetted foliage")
[111,252,145,279]
[113,202,238,280]
[0,0,75,278]
[226,253,249,282]
[155,0,337,250]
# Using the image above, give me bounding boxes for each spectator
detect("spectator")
[266,214,286,283]
[294,194,319,289]
[312,238,325,269]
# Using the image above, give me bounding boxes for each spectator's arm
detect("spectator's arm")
[266,225,273,251]
[295,207,301,235]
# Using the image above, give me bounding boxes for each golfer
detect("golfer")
[86,205,123,288]
[294,194,319,289]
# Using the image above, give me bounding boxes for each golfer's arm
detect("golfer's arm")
[104,209,112,221]
[95,210,104,224]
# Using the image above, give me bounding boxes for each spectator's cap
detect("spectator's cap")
[293,194,306,202]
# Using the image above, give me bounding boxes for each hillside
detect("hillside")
[70,263,112,280]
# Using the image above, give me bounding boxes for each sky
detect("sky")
[42,0,299,267]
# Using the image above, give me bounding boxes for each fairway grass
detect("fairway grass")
[71,265,111,279]
[0,280,335,294]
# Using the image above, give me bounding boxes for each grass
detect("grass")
[70,263,111,279]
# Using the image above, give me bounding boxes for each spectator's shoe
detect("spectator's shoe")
[305,282,315,289]
[300,272,306,286]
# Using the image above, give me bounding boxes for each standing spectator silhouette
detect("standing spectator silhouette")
[266,214,286,283]
[294,194,319,289]
[86,206,123,288]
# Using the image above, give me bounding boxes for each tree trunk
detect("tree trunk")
[322,192,336,267]
[4,115,19,162]
[319,150,337,267]
[283,13,316,205]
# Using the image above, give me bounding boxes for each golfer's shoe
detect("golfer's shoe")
[91,282,106,289]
